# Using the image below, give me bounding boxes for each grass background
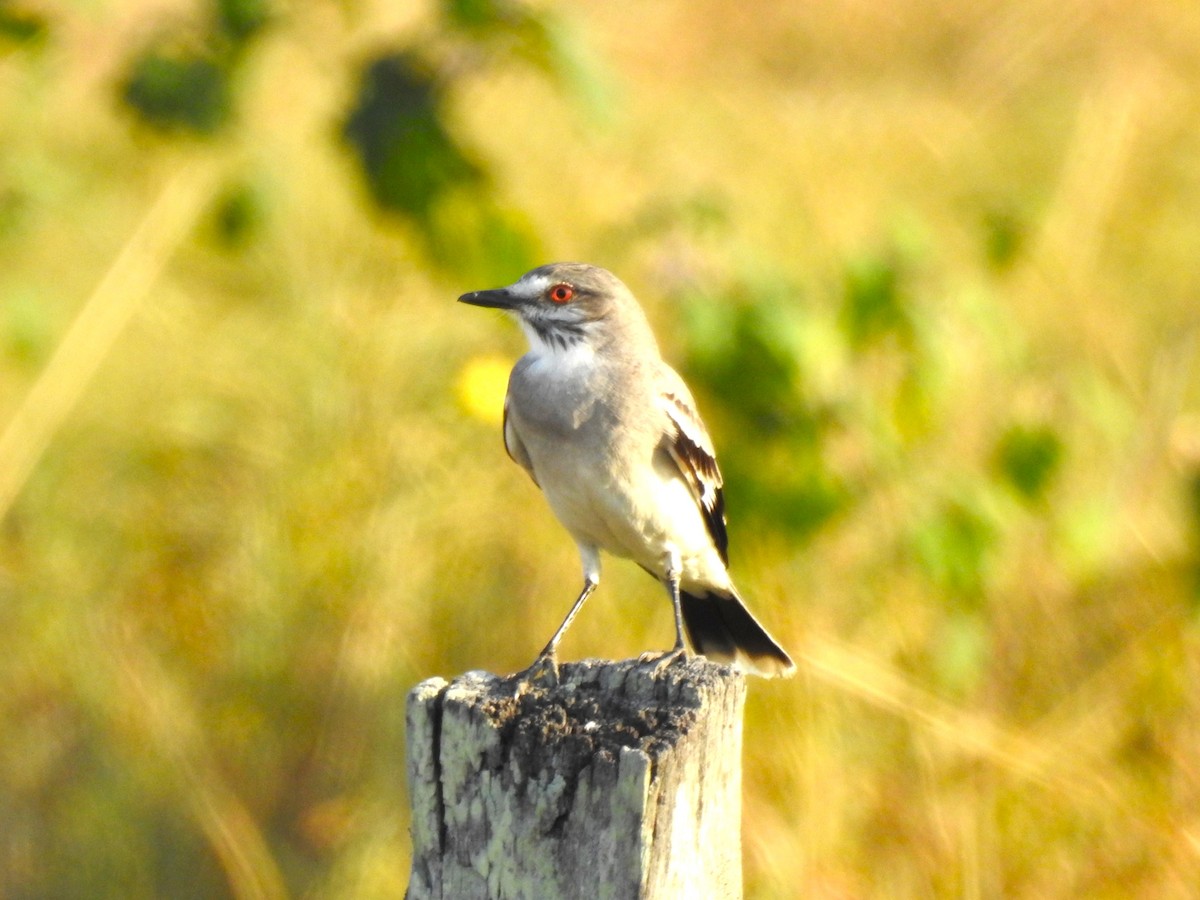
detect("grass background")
[3,0,1200,896]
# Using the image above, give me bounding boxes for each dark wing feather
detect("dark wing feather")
[661,388,728,565]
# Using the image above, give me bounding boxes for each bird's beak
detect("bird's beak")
[458,288,517,310]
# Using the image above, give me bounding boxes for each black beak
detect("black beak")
[458,288,516,309]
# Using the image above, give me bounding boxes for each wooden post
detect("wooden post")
[405,657,746,900]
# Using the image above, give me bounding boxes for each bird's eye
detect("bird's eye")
[548,283,574,304]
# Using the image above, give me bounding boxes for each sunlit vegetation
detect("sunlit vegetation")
[2,1,1200,896]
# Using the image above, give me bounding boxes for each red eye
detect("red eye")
[548,283,574,304]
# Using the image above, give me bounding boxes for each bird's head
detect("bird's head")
[459,263,650,353]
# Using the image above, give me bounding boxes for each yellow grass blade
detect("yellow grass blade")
[0,160,220,520]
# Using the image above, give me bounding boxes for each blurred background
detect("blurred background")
[2,0,1200,896]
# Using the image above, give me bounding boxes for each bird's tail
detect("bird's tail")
[680,587,795,678]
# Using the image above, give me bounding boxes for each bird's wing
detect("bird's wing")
[658,373,728,565]
[502,392,539,487]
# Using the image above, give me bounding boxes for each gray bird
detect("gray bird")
[459,262,795,677]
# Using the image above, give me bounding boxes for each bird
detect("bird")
[459,262,795,678]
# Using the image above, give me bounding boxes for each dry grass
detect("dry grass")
[2,0,1200,897]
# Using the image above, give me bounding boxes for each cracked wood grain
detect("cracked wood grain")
[405,657,746,900]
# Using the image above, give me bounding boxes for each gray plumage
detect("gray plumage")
[459,262,794,677]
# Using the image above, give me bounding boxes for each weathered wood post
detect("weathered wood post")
[405,656,746,899]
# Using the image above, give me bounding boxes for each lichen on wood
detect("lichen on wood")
[405,657,746,900]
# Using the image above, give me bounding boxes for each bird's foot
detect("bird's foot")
[638,645,689,678]
[509,652,559,695]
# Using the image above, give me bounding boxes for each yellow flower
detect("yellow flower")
[455,354,510,425]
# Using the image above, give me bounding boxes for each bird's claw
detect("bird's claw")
[638,645,689,677]
[510,652,560,695]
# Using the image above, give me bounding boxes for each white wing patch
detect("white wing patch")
[660,388,728,564]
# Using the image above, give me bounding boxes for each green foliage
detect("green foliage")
[683,289,811,436]
[441,0,609,114]
[215,0,271,45]
[121,46,231,135]
[118,0,270,135]
[5,1,1200,896]
[342,52,481,220]
[443,0,548,43]
[911,495,997,600]
[340,50,540,282]
[1186,468,1200,543]
[339,0,591,279]
[423,188,541,285]
[207,180,264,249]
[994,423,1064,502]
[982,207,1027,271]
[840,252,913,350]
[0,4,46,45]
[680,283,848,540]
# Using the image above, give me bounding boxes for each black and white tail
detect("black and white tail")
[680,588,795,677]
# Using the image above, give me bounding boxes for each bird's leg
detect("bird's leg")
[641,550,690,674]
[513,548,600,692]
[538,578,596,660]
[513,579,595,691]
[669,570,687,655]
